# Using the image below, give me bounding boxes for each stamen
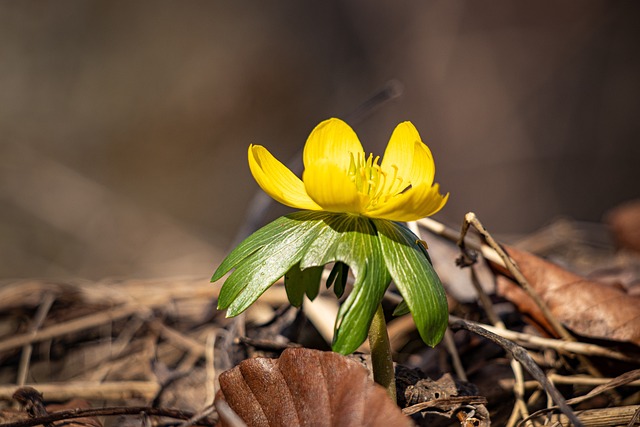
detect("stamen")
[346,152,409,208]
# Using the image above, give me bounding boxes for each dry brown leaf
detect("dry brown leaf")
[495,245,640,345]
[215,347,413,427]
[605,199,640,253]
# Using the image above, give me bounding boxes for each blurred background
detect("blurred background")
[1,1,639,279]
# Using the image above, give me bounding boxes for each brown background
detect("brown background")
[1,1,638,279]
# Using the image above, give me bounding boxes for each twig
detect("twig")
[519,368,640,424]
[461,318,635,362]
[564,369,640,406]
[0,305,148,354]
[448,317,583,427]
[0,405,217,427]
[521,405,640,427]
[627,407,640,427]
[457,213,610,384]
[0,382,160,401]
[403,395,488,416]
[109,313,148,360]
[504,376,640,390]
[149,319,207,358]
[443,329,467,382]
[457,213,571,343]
[443,217,531,427]
[206,331,217,403]
[418,217,504,266]
[176,403,218,427]
[17,293,56,386]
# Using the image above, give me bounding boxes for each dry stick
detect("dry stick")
[149,320,207,357]
[0,304,147,354]
[513,376,640,390]
[520,368,640,425]
[449,317,583,427]
[17,293,56,386]
[627,407,640,427]
[205,331,217,403]
[527,405,640,427]
[0,382,160,401]
[470,322,635,362]
[507,361,531,427]
[176,404,218,427]
[457,212,606,382]
[433,213,530,427]
[0,406,216,427]
[442,330,467,382]
[564,369,640,406]
[468,258,530,427]
[457,213,571,343]
[85,313,150,381]
[522,405,640,427]
[418,217,504,266]
[109,313,149,358]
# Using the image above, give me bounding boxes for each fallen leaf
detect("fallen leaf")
[215,347,413,427]
[495,246,640,345]
[605,199,640,253]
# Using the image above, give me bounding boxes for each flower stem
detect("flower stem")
[368,304,396,402]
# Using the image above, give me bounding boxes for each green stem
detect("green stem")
[368,303,396,402]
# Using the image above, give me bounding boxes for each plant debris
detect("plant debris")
[1,209,639,426]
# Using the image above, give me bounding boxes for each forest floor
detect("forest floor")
[0,203,639,427]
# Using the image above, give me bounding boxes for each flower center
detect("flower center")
[347,152,408,207]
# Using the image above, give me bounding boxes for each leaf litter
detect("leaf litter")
[0,203,639,426]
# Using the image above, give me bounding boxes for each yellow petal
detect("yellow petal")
[302,159,367,214]
[366,183,449,222]
[248,145,321,210]
[380,122,435,188]
[303,118,364,172]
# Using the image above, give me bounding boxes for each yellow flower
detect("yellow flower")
[248,118,448,221]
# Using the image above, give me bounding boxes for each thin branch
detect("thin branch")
[0,305,147,354]
[466,321,635,362]
[456,213,608,384]
[17,293,56,386]
[448,317,583,427]
[0,405,216,427]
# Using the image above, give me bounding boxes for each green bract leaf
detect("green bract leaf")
[215,211,328,316]
[373,220,448,347]
[392,299,410,317]
[285,262,323,307]
[327,262,349,299]
[299,214,391,354]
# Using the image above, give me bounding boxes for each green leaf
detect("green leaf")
[326,262,349,299]
[299,214,391,354]
[372,220,448,347]
[216,211,328,316]
[392,299,409,316]
[212,211,325,282]
[284,262,324,307]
